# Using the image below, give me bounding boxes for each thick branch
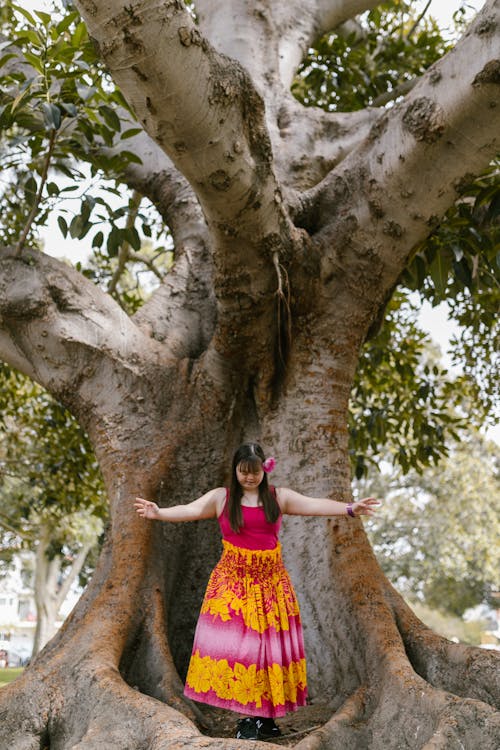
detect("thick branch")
[75,0,290,245]
[197,0,380,92]
[300,0,500,323]
[0,247,175,436]
[197,0,382,190]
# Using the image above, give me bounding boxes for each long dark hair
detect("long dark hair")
[228,443,280,532]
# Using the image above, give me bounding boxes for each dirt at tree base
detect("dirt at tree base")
[198,701,333,744]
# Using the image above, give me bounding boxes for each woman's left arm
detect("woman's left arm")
[277,488,380,517]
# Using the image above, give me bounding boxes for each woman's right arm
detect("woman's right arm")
[134,487,225,522]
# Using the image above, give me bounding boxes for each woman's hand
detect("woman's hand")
[134,496,160,519]
[352,497,381,516]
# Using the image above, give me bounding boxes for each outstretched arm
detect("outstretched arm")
[277,488,380,517]
[134,487,225,522]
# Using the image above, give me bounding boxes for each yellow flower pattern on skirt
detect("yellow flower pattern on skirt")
[186,650,307,708]
[201,540,300,633]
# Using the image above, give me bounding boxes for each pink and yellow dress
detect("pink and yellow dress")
[184,490,307,718]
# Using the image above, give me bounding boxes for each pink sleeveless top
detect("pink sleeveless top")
[218,488,282,551]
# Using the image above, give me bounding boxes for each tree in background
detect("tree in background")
[0,1,499,748]
[0,365,106,654]
[359,432,500,621]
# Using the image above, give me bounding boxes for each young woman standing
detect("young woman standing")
[134,442,380,741]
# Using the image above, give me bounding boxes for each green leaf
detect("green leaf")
[23,51,45,73]
[42,102,62,130]
[10,77,37,112]
[56,12,79,35]
[429,252,448,297]
[124,226,141,251]
[0,52,17,70]
[107,226,122,257]
[99,105,121,132]
[121,150,143,165]
[24,176,38,204]
[69,214,84,239]
[76,83,97,102]
[72,22,88,48]
[34,11,52,26]
[60,102,78,117]
[120,127,143,140]
[12,4,37,25]
[57,216,68,238]
[92,231,104,249]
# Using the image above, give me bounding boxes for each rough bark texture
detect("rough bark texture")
[0,0,499,748]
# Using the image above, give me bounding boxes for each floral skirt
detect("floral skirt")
[184,540,307,718]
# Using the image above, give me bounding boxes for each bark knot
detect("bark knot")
[383,220,404,238]
[402,97,445,143]
[208,170,231,191]
[178,26,202,47]
[474,15,497,36]
[473,60,500,86]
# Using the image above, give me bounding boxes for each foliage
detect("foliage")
[292,0,450,112]
[403,159,500,421]
[0,362,106,584]
[349,292,468,477]
[0,1,170,280]
[360,432,500,616]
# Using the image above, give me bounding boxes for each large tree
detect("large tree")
[0,1,499,748]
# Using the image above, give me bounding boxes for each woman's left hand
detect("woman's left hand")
[352,497,381,516]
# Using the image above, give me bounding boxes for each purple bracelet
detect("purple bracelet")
[346,503,355,517]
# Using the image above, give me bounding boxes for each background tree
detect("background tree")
[0,365,106,654]
[0,1,499,749]
[359,431,500,618]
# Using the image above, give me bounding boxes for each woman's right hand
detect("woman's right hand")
[134,496,160,519]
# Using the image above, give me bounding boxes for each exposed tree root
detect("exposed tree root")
[388,584,500,708]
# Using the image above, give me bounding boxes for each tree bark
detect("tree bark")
[0,0,499,748]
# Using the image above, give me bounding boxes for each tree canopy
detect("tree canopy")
[1,0,498,477]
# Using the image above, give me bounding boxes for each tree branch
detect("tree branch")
[302,0,500,319]
[75,0,290,246]
[0,247,176,434]
[0,511,33,540]
[197,0,380,92]
[14,129,57,257]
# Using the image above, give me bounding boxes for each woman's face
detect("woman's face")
[236,462,264,491]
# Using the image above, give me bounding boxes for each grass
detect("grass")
[0,667,24,687]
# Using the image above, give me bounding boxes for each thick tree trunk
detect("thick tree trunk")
[0,0,499,747]
[0,249,499,749]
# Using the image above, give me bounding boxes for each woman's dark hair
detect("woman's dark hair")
[228,443,280,532]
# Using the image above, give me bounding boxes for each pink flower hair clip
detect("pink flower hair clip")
[262,457,276,473]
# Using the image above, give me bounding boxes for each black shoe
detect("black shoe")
[256,717,281,740]
[236,717,259,740]
[235,717,281,741]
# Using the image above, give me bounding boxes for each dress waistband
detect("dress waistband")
[221,539,282,564]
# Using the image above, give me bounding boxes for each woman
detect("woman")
[134,442,380,741]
